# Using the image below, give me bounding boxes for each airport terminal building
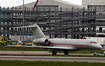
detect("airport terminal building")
[0,0,105,42]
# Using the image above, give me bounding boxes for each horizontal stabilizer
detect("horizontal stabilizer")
[12,24,38,28]
[13,24,46,39]
[21,24,38,28]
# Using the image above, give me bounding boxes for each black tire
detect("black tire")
[3,42,7,46]
[52,50,57,55]
[0,43,2,46]
[64,51,69,55]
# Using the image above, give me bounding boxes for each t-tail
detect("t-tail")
[24,24,46,39]
[25,24,50,45]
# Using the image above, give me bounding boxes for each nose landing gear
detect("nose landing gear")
[94,50,96,56]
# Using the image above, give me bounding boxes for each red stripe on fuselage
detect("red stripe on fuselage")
[33,43,98,48]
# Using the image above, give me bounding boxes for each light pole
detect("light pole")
[23,0,25,44]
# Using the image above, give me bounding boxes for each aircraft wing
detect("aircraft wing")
[32,46,77,50]
[8,45,77,50]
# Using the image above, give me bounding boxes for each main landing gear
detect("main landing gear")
[64,51,69,55]
[52,50,57,55]
[52,50,69,55]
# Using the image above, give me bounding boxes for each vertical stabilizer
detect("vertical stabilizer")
[26,24,46,39]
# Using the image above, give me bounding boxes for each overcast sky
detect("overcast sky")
[0,0,82,7]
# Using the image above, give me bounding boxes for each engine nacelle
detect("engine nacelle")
[33,38,50,45]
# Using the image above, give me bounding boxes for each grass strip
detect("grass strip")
[0,46,49,51]
[0,54,104,57]
[0,60,105,66]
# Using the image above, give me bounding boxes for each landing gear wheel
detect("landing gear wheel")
[94,50,97,56]
[3,43,6,46]
[64,51,69,55]
[52,50,57,55]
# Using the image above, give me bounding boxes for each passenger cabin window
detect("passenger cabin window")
[90,42,97,44]
[94,42,97,43]
[90,42,93,43]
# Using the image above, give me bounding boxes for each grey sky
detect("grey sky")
[0,0,82,7]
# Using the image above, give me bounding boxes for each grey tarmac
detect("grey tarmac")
[0,51,93,55]
[0,56,105,63]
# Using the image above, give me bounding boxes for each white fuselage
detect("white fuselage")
[28,24,102,51]
[33,38,102,50]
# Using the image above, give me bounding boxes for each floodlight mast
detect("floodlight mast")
[23,0,39,44]
[23,0,25,44]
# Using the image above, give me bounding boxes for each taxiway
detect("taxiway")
[0,56,105,63]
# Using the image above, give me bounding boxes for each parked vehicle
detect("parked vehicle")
[0,36,12,46]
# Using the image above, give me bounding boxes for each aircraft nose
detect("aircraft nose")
[98,45,102,49]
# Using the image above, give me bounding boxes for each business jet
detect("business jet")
[19,24,102,55]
